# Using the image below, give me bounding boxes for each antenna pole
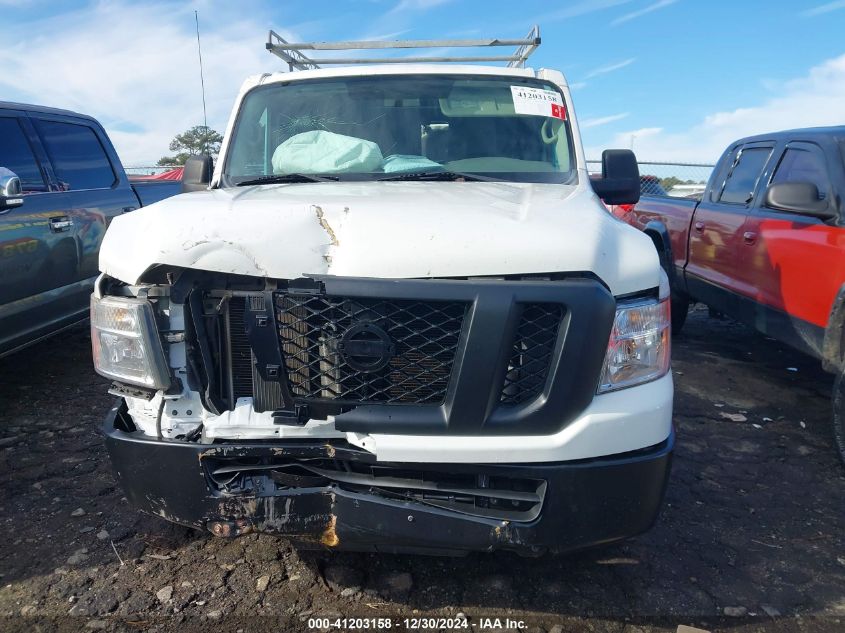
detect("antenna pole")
[195,10,209,155]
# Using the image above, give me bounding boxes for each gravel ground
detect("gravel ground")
[0,306,844,633]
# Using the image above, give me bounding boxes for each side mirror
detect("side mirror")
[182,154,213,193]
[0,167,24,211]
[764,182,837,220]
[591,149,640,206]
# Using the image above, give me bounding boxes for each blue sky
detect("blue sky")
[2,0,844,164]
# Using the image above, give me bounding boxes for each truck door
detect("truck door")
[0,111,52,304]
[0,112,79,351]
[686,142,774,310]
[740,141,845,354]
[0,114,63,303]
[28,116,139,286]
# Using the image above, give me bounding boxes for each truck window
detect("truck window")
[224,75,576,184]
[33,120,116,191]
[770,147,829,200]
[719,147,771,205]
[0,118,46,192]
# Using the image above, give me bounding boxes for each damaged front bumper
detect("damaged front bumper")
[104,400,673,556]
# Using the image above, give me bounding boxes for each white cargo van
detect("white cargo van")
[92,29,673,554]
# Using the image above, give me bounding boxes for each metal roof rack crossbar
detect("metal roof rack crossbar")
[266,26,540,71]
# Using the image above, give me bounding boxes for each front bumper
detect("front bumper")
[104,401,673,555]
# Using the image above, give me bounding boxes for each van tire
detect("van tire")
[833,371,845,467]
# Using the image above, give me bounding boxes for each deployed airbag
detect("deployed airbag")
[383,154,442,173]
[272,130,383,174]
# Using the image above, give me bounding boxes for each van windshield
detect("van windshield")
[223,74,576,185]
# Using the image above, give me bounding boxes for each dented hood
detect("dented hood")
[99,181,658,296]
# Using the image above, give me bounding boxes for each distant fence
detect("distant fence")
[126,161,716,197]
[124,166,179,177]
[587,160,715,199]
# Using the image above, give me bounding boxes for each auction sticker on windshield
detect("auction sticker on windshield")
[510,86,566,119]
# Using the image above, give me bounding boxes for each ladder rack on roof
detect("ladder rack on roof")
[266,25,541,72]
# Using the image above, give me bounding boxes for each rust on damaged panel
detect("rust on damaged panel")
[320,515,340,547]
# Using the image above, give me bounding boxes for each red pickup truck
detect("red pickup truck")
[617,126,845,464]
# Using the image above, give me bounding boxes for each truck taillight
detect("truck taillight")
[611,203,635,219]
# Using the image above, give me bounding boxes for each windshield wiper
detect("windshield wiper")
[378,170,499,182]
[236,173,339,186]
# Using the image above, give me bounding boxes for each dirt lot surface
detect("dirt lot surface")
[1,306,844,633]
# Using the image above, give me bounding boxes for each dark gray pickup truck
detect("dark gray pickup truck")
[0,102,181,356]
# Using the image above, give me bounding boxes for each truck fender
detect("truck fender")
[642,222,679,291]
[643,221,690,332]
[822,284,845,373]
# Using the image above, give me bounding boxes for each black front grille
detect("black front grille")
[213,276,614,435]
[227,297,253,401]
[275,294,467,405]
[500,303,564,405]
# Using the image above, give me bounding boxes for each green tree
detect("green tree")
[157,125,223,166]
[659,176,683,191]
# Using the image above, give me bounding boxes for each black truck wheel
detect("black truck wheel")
[833,371,845,467]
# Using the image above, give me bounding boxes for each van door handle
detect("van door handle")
[122,206,136,214]
[693,221,705,232]
[743,231,757,244]
[49,216,73,232]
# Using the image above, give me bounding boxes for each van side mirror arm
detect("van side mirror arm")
[182,155,214,193]
[590,149,640,206]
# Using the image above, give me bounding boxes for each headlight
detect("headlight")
[597,297,670,393]
[90,295,170,389]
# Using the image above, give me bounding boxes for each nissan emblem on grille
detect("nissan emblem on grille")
[274,293,467,405]
[338,322,395,373]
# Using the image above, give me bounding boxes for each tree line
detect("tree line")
[157,125,223,166]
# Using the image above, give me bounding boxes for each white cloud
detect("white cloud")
[612,0,679,26]
[0,1,283,165]
[584,57,636,79]
[359,30,411,40]
[802,0,845,16]
[580,113,630,128]
[359,0,455,57]
[387,0,452,15]
[585,53,845,161]
[538,0,633,22]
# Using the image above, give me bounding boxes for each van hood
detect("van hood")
[100,181,658,296]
